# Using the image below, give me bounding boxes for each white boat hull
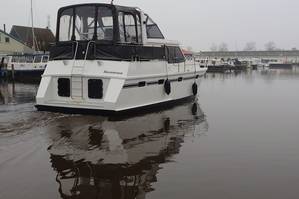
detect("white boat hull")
[36,60,206,113]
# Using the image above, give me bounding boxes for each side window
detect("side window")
[124,14,137,43]
[118,12,141,43]
[118,12,125,42]
[34,56,42,63]
[88,79,103,99]
[58,78,70,97]
[42,56,49,63]
[26,56,34,63]
[146,16,164,39]
[167,46,185,64]
[96,7,114,40]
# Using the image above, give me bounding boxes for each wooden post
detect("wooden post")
[11,64,15,80]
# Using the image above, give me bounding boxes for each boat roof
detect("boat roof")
[58,3,141,14]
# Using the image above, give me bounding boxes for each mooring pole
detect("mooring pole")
[11,64,15,80]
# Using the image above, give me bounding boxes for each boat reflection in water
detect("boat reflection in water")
[47,102,208,199]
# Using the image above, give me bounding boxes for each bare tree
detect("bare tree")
[265,41,276,51]
[210,43,217,51]
[244,42,256,51]
[218,43,228,51]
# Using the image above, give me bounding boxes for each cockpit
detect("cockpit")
[56,4,164,44]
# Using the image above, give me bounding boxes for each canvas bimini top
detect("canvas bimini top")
[56,3,165,44]
[51,3,185,63]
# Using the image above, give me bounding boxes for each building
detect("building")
[10,25,55,52]
[0,29,34,56]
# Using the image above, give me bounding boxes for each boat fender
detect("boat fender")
[164,79,171,95]
[192,103,198,115]
[192,83,198,95]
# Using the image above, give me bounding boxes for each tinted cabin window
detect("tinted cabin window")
[145,16,164,39]
[88,79,103,99]
[96,7,114,40]
[74,6,96,41]
[42,56,49,63]
[58,78,70,97]
[118,12,140,43]
[167,46,185,63]
[34,56,42,63]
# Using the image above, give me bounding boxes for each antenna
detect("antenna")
[47,15,51,29]
[31,0,36,51]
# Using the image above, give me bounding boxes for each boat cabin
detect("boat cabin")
[51,3,185,63]
[9,54,49,64]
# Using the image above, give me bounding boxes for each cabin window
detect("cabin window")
[18,56,26,63]
[34,56,42,63]
[88,79,103,99]
[74,6,96,41]
[42,56,49,63]
[58,78,70,97]
[26,56,34,63]
[167,46,185,63]
[58,6,114,42]
[145,16,164,39]
[96,7,114,40]
[118,12,141,43]
[59,8,74,41]
[5,37,10,43]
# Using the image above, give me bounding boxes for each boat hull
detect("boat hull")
[35,95,195,115]
[269,63,293,69]
[36,60,206,114]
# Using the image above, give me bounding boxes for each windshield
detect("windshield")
[58,6,114,41]
[145,15,164,39]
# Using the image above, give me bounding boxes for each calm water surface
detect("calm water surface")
[0,68,299,199]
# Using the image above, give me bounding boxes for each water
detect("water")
[0,68,299,199]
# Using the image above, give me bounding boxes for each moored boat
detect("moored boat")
[6,54,49,77]
[35,3,207,114]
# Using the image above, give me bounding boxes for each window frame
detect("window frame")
[57,5,116,42]
[118,11,142,44]
[145,15,164,39]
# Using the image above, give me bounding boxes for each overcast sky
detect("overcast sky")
[1,0,299,51]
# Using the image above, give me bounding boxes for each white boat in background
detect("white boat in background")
[6,54,49,76]
[35,3,207,114]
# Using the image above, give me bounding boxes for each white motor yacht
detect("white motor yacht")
[35,3,207,114]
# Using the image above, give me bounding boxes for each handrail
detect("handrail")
[84,41,95,61]
[83,41,96,68]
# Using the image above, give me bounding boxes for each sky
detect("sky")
[1,0,299,51]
